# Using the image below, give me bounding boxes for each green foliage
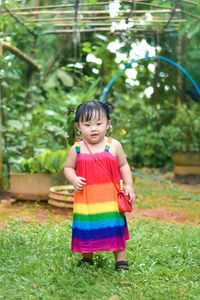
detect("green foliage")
[44,69,74,89]
[168,104,200,152]
[1,0,200,178]
[0,220,199,299]
[10,148,70,174]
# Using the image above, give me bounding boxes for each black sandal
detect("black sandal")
[77,258,94,267]
[115,261,129,271]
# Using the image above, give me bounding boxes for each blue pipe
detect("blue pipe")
[100,55,200,102]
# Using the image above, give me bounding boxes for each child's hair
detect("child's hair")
[75,100,113,123]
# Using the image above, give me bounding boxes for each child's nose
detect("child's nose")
[91,125,96,130]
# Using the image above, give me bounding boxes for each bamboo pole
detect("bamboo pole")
[3,5,36,37]
[2,2,112,11]
[26,20,185,26]
[122,0,172,9]
[160,0,179,33]
[25,16,185,22]
[181,9,200,19]
[26,17,127,22]
[44,28,177,34]
[1,41,41,71]
[6,0,147,11]
[180,0,198,5]
[2,8,182,16]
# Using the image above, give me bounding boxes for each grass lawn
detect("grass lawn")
[0,219,200,300]
[133,170,200,225]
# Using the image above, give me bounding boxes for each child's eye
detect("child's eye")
[97,123,102,126]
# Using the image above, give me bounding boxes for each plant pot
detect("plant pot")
[172,151,200,175]
[48,185,74,213]
[10,173,58,201]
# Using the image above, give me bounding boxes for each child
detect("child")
[64,100,135,271]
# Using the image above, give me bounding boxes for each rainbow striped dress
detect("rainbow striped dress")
[71,137,130,253]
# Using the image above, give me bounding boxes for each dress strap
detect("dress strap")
[105,137,112,152]
[75,141,80,154]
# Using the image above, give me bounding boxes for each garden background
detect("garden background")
[0,0,200,299]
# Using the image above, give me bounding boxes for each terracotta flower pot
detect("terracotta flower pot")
[172,151,200,175]
[48,185,74,213]
[10,173,57,201]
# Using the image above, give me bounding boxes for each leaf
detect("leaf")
[7,120,23,131]
[37,150,52,168]
[44,110,56,116]
[188,22,200,39]
[56,69,74,87]
[45,125,62,133]
[53,156,60,171]
[21,158,43,174]
[43,73,58,89]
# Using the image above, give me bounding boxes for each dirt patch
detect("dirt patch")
[0,185,199,227]
[0,199,197,228]
[0,200,72,227]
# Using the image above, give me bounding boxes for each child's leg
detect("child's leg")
[82,253,93,260]
[77,252,94,267]
[113,249,126,262]
[114,250,129,271]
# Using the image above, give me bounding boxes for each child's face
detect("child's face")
[76,112,111,144]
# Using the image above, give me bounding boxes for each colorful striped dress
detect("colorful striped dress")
[71,137,130,253]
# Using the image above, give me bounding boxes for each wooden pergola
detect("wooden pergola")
[2,0,199,37]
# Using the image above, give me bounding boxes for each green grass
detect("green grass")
[0,219,200,300]
[134,175,200,224]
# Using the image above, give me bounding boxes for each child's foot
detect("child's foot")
[115,261,129,271]
[77,258,94,267]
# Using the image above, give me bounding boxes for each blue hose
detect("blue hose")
[134,171,200,202]
[100,55,200,102]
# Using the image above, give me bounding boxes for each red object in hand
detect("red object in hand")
[117,189,133,215]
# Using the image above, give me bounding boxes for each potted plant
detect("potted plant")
[170,103,200,175]
[10,148,70,200]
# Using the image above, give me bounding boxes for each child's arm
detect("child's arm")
[64,145,86,192]
[116,142,135,202]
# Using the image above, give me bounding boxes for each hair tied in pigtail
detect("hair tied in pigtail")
[67,107,75,115]
[104,101,114,113]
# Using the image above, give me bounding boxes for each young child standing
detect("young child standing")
[64,100,135,271]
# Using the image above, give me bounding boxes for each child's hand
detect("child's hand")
[125,185,135,202]
[72,176,86,192]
